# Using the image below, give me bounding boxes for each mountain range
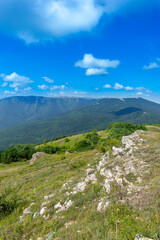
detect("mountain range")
[0,96,160,150]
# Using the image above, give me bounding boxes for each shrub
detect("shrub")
[74,140,91,151]
[0,189,18,219]
[86,131,100,145]
[64,138,70,142]
[36,145,59,154]
[0,144,36,164]
[107,122,146,140]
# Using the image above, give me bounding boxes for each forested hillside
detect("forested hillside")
[0,97,160,150]
[0,96,96,130]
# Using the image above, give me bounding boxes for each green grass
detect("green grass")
[0,126,159,239]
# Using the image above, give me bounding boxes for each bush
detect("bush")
[74,140,92,151]
[0,189,18,219]
[107,122,146,140]
[36,145,60,154]
[85,131,100,145]
[64,138,70,142]
[0,144,36,164]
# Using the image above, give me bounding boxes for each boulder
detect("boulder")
[112,146,125,156]
[30,152,46,164]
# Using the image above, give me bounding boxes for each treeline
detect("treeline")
[0,123,147,164]
[0,144,36,164]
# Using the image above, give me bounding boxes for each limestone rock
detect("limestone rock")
[112,146,125,156]
[97,198,109,211]
[54,199,73,213]
[30,152,46,164]
[40,207,47,216]
[44,193,54,200]
[134,234,153,240]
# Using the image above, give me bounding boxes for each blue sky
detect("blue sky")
[0,0,160,102]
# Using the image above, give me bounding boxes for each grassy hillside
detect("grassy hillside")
[0,97,160,150]
[0,126,159,239]
[0,96,96,130]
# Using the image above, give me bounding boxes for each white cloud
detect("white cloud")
[0,0,159,43]
[42,77,54,83]
[1,72,33,84]
[24,87,32,91]
[38,84,66,91]
[0,72,33,91]
[0,0,103,43]
[103,84,112,88]
[4,90,15,95]
[146,89,152,93]
[135,87,146,91]
[75,54,120,76]
[124,86,134,90]
[75,54,120,69]
[1,82,8,87]
[50,85,66,90]
[102,83,150,94]
[95,88,99,91]
[113,83,124,89]
[143,62,160,70]
[86,68,108,76]
[136,92,143,95]
[38,84,49,90]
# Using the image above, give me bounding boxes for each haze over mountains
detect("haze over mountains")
[0,96,160,150]
[0,96,96,130]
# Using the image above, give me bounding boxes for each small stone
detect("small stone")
[65,151,70,155]
[19,216,23,223]
[40,207,47,215]
[44,193,54,200]
[97,198,109,211]
[33,212,39,219]
[41,201,50,207]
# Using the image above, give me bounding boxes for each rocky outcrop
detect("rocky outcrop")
[30,152,46,164]
[134,234,153,240]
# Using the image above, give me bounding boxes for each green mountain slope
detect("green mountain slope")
[0,126,159,239]
[0,97,160,150]
[0,96,96,130]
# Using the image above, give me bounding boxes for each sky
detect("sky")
[0,0,160,103]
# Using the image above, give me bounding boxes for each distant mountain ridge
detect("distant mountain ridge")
[0,96,97,130]
[0,97,160,150]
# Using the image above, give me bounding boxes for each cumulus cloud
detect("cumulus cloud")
[75,54,120,69]
[50,85,66,90]
[0,0,103,43]
[124,86,134,90]
[1,82,8,87]
[4,90,15,95]
[38,84,49,90]
[86,68,108,76]
[113,83,124,89]
[24,87,32,91]
[102,83,150,94]
[75,54,120,76]
[38,84,66,91]
[0,72,33,90]
[42,77,54,83]
[136,92,143,95]
[0,0,159,43]
[103,84,112,88]
[143,62,160,70]
[135,87,146,91]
